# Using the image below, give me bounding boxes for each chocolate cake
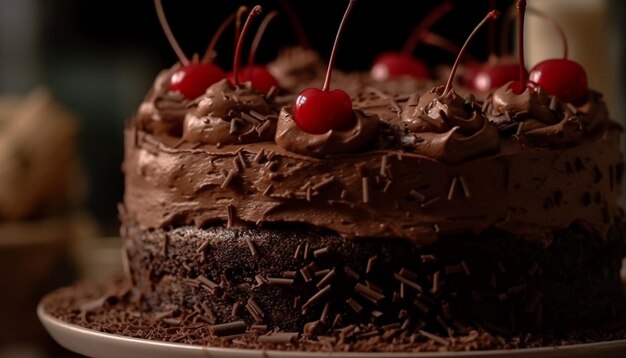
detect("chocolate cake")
[42,1,626,352]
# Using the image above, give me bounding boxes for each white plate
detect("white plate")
[38,303,626,358]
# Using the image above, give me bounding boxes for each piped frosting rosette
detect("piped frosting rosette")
[484,81,609,146]
[398,85,500,163]
[137,64,194,136]
[275,107,380,158]
[182,79,278,145]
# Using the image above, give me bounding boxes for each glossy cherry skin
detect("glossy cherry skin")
[370,52,429,81]
[293,88,355,134]
[227,65,279,94]
[529,58,588,105]
[169,63,226,99]
[466,62,523,92]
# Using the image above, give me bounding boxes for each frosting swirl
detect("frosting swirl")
[275,107,380,157]
[399,86,500,163]
[137,64,193,136]
[182,79,277,145]
[484,82,610,147]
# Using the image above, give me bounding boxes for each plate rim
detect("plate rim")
[38,302,626,358]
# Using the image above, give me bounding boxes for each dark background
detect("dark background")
[1,0,623,234]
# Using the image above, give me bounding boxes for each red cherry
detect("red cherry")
[529,59,587,105]
[228,65,279,94]
[154,0,227,99]
[293,0,357,134]
[467,61,524,92]
[371,53,429,81]
[226,10,279,94]
[294,88,354,134]
[170,64,226,99]
[370,2,454,81]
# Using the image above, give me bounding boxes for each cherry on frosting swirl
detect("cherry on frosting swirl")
[275,107,379,157]
[182,79,278,145]
[137,64,194,136]
[485,81,610,146]
[398,85,500,163]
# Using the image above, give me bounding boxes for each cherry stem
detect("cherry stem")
[233,6,262,87]
[402,1,455,55]
[248,10,279,69]
[444,10,500,95]
[201,10,239,64]
[488,0,497,58]
[527,7,568,59]
[234,6,248,49]
[322,0,357,92]
[154,0,189,66]
[277,0,311,49]
[517,0,527,86]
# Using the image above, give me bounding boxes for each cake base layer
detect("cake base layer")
[121,220,626,335]
[41,277,626,352]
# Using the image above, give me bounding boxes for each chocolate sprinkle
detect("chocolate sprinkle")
[302,285,332,313]
[209,321,247,337]
[245,237,257,257]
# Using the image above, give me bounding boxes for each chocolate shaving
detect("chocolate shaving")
[209,321,247,337]
[293,244,302,260]
[355,283,385,304]
[245,237,258,257]
[267,277,294,287]
[258,332,299,344]
[226,204,235,228]
[344,267,360,280]
[394,273,423,292]
[421,196,441,208]
[447,177,459,200]
[237,150,248,169]
[231,302,241,317]
[362,177,370,204]
[253,148,265,163]
[311,176,335,191]
[458,176,471,198]
[250,324,268,333]
[419,330,449,346]
[300,267,313,283]
[346,298,363,313]
[302,285,332,314]
[366,255,378,274]
[316,268,336,289]
[221,169,237,189]
[313,247,330,258]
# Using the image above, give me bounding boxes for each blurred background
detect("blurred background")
[0,0,624,357]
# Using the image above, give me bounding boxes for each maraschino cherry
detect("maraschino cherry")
[154,0,226,99]
[527,7,588,105]
[229,6,264,90]
[443,10,500,96]
[293,0,357,135]
[227,10,280,94]
[462,0,521,92]
[371,2,455,81]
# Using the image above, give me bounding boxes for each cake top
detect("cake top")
[124,1,622,244]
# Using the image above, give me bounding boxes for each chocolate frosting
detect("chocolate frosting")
[485,82,609,147]
[275,108,380,157]
[124,124,623,245]
[398,86,500,163]
[137,64,192,136]
[182,79,278,145]
[127,66,622,245]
